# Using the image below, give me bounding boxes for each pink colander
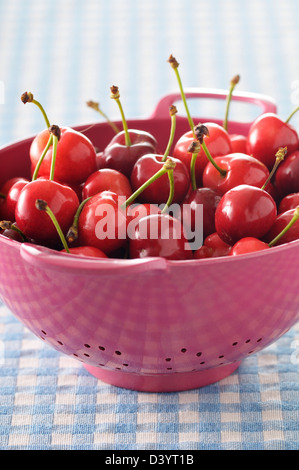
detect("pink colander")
[1,89,298,393]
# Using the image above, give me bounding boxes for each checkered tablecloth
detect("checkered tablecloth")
[0,0,299,451]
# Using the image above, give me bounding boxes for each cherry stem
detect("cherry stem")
[35,199,69,252]
[121,158,176,210]
[21,92,51,129]
[223,74,240,131]
[285,105,299,124]
[268,206,299,247]
[0,220,27,241]
[86,100,120,134]
[188,141,201,191]
[110,86,131,146]
[66,197,92,244]
[49,125,61,181]
[162,105,177,162]
[168,55,195,136]
[261,146,287,191]
[194,124,227,177]
[161,169,175,213]
[32,133,53,181]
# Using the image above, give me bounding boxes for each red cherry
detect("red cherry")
[15,179,79,244]
[130,154,190,205]
[99,129,158,177]
[229,134,248,154]
[215,184,277,245]
[129,213,193,260]
[263,208,299,246]
[278,193,299,213]
[77,190,127,254]
[82,168,133,200]
[3,178,29,221]
[247,113,299,169]
[182,187,222,239]
[30,126,97,185]
[194,232,231,259]
[274,150,299,198]
[173,123,232,186]
[202,153,270,195]
[127,203,161,224]
[61,245,108,258]
[0,177,29,220]
[229,237,269,256]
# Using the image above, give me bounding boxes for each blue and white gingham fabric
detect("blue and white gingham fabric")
[0,0,299,451]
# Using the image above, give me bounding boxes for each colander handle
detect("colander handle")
[20,243,169,276]
[150,87,277,131]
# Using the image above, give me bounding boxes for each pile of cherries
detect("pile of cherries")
[1,55,299,261]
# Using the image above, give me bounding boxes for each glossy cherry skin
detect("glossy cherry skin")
[278,193,299,213]
[77,190,127,255]
[263,209,299,246]
[182,187,222,239]
[173,123,232,186]
[215,184,277,245]
[247,113,299,169]
[129,213,193,260]
[229,237,269,256]
[0,177,29,220]
[202,153,270,195]
[82,168,133,201]
[127,203,161,224]
[274,150,299,198]
[2,178,29,221]
[229,134,248,154]
[15,179,79,245]
[61,246,108,258]
[130,154,190,205]
[99,129,158,177]
[30,127,97,185]
[194,232,231,259]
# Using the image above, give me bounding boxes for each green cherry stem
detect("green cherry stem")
[194,124,227,177]
[285,105,299,124]
[21,92,51,129]
[268,206,299,248]
[223,74,240,131]
[49,125,61,181]
[162,105,178,162]
[32,133,53,181]
[261,146,287,191]
[188,141,201,191]
[168,55,195,136]
[66,197,92,244]
[86,100,120,134]
[161,169,175,213]
[121,157,176,210]
[35,199,70,252]
[110,86,131,146]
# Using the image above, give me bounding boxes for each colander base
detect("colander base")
[84,362,242,392]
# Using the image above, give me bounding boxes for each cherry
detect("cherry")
[274,150,299,198]
[182,187,222,239]
[15,179,79,245]
[2,178,29,221]
[61,246,108,258]
[278,193,299,213]
[22,92,97,185]
[99,86,157,177]
[215,184,277,245]
[229,237,269,256]
[82,168,133,200]
[129,213,193,260]
[247,112,299,170]
[173,123,232,187]
[229,134,248,154]
[0,177,29,220]
[263,207,299,246]
[77,190,127,255]
[127,203,161,225]
[202,153,270,195]
[194,232,231,259]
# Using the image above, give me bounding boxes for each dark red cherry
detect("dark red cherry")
[263,208,299,246]
[278,193,299,213]
[274,150,299,198]
[194,232,232,259]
